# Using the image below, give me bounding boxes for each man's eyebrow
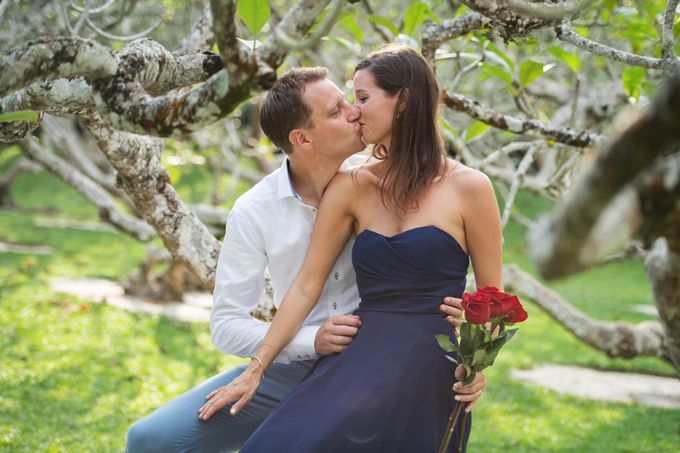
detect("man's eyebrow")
[326,100,341,114]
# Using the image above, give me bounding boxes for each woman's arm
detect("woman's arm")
[459,170,503,290]
[199,171,357,420]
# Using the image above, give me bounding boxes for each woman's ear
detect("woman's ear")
[397,88,409,114]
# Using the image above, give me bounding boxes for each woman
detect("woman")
[201,44,502,452]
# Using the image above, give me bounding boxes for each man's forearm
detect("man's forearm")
[211,315,319,363]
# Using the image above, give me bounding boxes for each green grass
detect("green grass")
[1,147,678,451]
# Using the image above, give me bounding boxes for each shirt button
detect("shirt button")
[334,272,339,280]
[333,302,337,310]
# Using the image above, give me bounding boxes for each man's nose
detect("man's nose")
[347,104,360,122]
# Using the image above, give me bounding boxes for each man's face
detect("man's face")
[299,79,364,159]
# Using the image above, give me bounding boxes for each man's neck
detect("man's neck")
[288,155,345,208]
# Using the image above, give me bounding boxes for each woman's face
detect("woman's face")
[353,68,399,148]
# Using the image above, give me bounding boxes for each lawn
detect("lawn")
[1,146,678,452]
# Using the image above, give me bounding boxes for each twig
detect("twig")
[442,90,607,147]
[360,0,391,42]
[0,0,12,21]
[501,146,537,227]
[18,136,155,241]
[84,14,161,41]
[557,26,667,70]
[69,0,116,14]
[273,0,344,51]
[479,140,539,168]
[663,0,679,64]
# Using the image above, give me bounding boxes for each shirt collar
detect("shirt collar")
[277,158,301,200]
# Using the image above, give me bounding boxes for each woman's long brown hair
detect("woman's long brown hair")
[355,44,446,214]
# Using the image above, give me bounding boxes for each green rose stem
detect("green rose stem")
[457,411,468,453]
[438,400,465,453]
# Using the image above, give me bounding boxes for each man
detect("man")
[126,67,485,452]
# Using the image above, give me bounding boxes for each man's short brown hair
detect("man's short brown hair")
[259,67,328,154]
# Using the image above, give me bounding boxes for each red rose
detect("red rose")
[462,292,491,324]
[478,286,500,295]
[479,287,505,318]
[502,295,528,323]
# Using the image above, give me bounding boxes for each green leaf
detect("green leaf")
[368,14,400,36]
[403,2,438,36]
[463,121,490,143]
[0,110,40,123]
[435,334,457,353]
[340,14,362,42]
[236,0,270,36]
[480,63,512,87]
[459,321,473,356]
[483,40,514,71]
[463,363,477,385]
[462,368,476,386]
[518,60,545,88]
[439,116,459,138]
[547,46,580,73]
[622,67,645,100]
[471,349,486,366]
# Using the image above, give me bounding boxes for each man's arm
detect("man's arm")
[210,209,320,363]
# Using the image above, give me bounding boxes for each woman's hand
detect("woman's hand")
[198,362,263,420]
[453,365,487,413]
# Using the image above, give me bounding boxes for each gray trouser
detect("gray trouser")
[126,360,314,453]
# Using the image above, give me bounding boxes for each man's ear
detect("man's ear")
[289,128,312,149]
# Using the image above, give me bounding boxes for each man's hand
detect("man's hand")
[440,296,464,332]
[453,366,487,413]
[314,315,362,355]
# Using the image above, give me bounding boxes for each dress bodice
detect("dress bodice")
[351,225,469,314]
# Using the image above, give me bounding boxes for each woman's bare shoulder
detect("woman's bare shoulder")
[443,159,493,195]
[335,160,381,188]
[326,163,372,199]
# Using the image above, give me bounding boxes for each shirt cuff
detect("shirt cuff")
[282,325,320,362]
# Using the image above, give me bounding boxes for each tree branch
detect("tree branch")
[0,37,117,98]
[645,239,680,375]
[527,76,680,279]
[556,26,667,70]
[441,90,607,147]
[507,0,592,20]
[273,0,344,51]
[501,145,536,227]
[257,0,333,68]
[422,13,486,62]
[0,157,40,193]
[504,263,670,362]
[210,0,248,71]
[18,136,155,241]
[663,0,679,64]
[80,111,221,286]
[458,0,563,40]
[177,5,215,53]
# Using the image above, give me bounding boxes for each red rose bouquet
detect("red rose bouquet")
[435,286,528,453]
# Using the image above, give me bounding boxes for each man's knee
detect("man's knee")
[126,418,168,453]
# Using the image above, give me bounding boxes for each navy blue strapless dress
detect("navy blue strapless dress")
[241,225,472,452]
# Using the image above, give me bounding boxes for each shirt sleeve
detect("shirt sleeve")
[210,208,320,364]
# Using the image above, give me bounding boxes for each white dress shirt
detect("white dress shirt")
[211,157,362,364]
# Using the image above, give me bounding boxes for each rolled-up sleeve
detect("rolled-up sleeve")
[210,208,319,364]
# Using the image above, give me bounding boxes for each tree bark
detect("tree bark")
[503,264,670,362]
